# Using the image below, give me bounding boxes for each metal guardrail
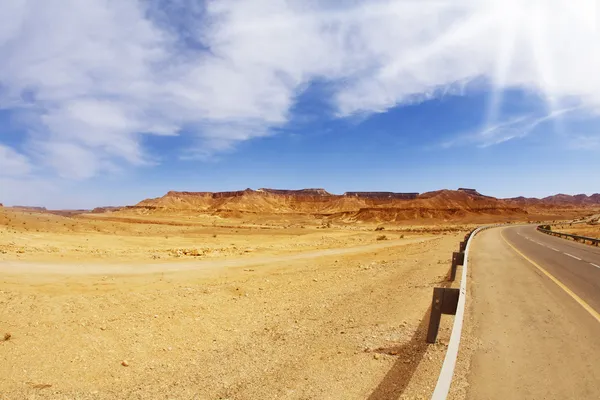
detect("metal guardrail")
[537,226,600,246]
[428,225,493,400]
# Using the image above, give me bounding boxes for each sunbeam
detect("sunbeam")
[529,1,562,127]
[482,0,595,140]
[485,1,519,130]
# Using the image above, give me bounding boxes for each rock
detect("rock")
[121,360,129,367]
[373,354,380,360]
[3,332,11,341]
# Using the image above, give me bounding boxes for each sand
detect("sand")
[0,207,467,399]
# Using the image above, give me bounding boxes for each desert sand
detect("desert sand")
[553,213,600,239]
[1,188,598,399]
[0,205,468,399]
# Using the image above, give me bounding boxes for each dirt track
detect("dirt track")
[0,232,465,399]
[0,237,435,276]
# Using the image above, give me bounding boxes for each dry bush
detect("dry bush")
[376,235,388,241]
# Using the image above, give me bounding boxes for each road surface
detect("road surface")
[466,225,600,399]
[504,225,600,313]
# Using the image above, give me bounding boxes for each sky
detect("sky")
[0,0,599,209]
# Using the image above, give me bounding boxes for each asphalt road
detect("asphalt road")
[465,225,600,399]
[502,224,600,314]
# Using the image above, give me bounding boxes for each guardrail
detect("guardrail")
[427,225,495,400]
[537,226,600,246]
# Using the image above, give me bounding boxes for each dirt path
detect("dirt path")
[461,227,600,399]
[0,237,434,276]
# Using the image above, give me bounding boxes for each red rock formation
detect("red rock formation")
[258,188,331,196]
[343,192,418,199]
[126,187,599,223]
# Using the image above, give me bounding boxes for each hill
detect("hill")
[126,187,556,223]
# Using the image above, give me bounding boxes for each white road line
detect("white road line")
[564,253,582,261]
[590,263,600,269]
[549,247,560,252]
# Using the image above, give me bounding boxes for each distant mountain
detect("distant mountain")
[9,206,48,212]
[91,206,123,213]
[128,187,529,222]
[505,193,600,206]
[541,193,600,205]
[4,188,597,223]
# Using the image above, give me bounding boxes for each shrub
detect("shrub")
[375,226,385,231]
[376,235,388,241]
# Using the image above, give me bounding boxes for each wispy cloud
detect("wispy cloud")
[442,106,581,148]
[0,0,599,182]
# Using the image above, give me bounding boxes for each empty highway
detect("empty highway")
[464,225,600,399]
[503,225,600,314]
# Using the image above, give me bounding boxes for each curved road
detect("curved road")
[504,225,600,313]
[466,225,600,399]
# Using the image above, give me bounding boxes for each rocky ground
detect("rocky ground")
[0,208,466,399]
[0,207,468,263]
[552,213,600,239]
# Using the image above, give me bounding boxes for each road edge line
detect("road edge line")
[501,230,600,324]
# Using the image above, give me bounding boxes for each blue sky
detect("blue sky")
[0,0,599,209]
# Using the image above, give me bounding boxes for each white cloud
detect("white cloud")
[441,106,581,148]
[0,0,599,184]
[0,145,31,176]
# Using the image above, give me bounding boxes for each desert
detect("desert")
[2,188,599,398]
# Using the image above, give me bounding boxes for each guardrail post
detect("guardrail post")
[426,287,460,343]
[449,251,465,281]
[427,288,444,343]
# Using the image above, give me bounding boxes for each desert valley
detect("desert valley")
[2,187,598,263]
[1,188,599,399]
